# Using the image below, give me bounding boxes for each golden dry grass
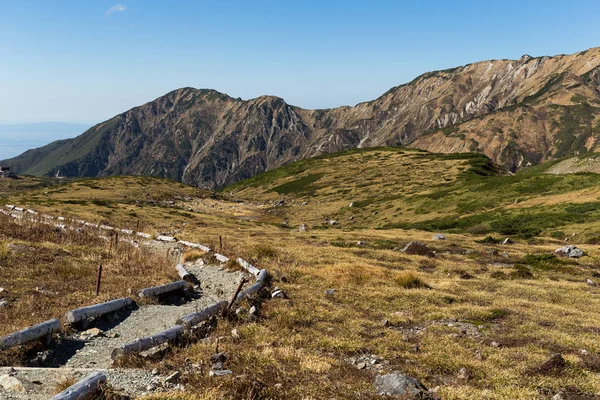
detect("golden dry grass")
[2,153,600,398]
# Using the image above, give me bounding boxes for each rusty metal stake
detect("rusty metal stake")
[95,265,103,296]
[226,278,248,315]
[219,235,223,253]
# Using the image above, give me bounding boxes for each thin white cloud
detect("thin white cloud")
[105,4,127,16]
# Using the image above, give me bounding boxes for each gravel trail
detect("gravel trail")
[0,261,245,399]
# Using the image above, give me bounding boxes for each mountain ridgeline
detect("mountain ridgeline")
[4,48,600,188]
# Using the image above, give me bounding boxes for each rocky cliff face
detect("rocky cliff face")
[5,48,600,187]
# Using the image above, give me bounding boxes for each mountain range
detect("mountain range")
[3,47,600,188]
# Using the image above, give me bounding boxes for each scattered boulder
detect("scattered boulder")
[374,372,433,398]
[433,234,446,241]
[402,242,435,257]
[555,245,584,258]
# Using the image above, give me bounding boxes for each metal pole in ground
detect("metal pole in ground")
[95,265,103,296]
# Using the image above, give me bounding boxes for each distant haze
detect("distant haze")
[0,122,92,160]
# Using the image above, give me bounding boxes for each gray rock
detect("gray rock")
[0,300,7,308]
[324,289,336,296]
[587,279,596,287]
[0,374,32,393]
[249,306,259,316]
[555,245,584,258]
[433,234,446,241]
[299,224,308,232]
[349,202,355,208]
[271,289,287,298]
[328,220,338,226]
[356,241,366,246]
[374,372,432,398]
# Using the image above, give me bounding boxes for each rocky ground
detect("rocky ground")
[0,260,245,399]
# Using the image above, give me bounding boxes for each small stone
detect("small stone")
[349,202,354,208]
[231,329,240,339]
[382,319,391,327]
[235,307,247,316]
[457,367,470,380]
[0,374,31,393]
[324,289,336,296]
[211,352,227,364]
[502,238,513,245]
[349,216,355,220]
[357,362,367,370]
[151,368,159,375]
[80,328,104,339]
[298,224,308,232]
[356,241,366,246]
[587,279,596,287]
[490,341,500,348]
[274,383,283,389]
[328,220,338,226]
[433,233,446,241]
[165,371,181,384]
[0,300,7,308]
[107,332,120,338]
[271,289,287,298]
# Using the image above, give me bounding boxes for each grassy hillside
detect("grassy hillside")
[225,147,600,241]
[2,150,600,399]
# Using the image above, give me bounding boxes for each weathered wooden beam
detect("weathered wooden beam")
[65,298,134,324]
[178,240,211,252]
[138,280,187,298]
[120,228,134,235]
[236,258,261,277]
[111,325,184,360]
[49,371,106,400]
[215,253,230,263]
[176,300,228,328]
[235,269,270,305]
[175,264,192,281]
[0,318,61,350]
[136,232,152,239]
[157,235,177,242]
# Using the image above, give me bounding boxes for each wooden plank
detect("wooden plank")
[236,258,261,277]
[215,253,230,263]
[49,371,106,400]
[0,318,61,350]
[178,240,211,252]
[176,300,227,328]
[111,325,184,360]
[138,280,187,298]
[136,232,152,239]
[156,235,177,242]
[65,298,134,324]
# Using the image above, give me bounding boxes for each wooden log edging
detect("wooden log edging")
[176,300,228,328]
[235,269,270,305]
[236,258,261,277]
[175,264,192,281]
[49,371,106,400]
[0,318,61,350]
[138,280,187,298]
[178,240,211,252]
[111,325,184,360]
[65,298,134,324]
[215,253,230,263]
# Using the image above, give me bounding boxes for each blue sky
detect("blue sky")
[1,0,599,124]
